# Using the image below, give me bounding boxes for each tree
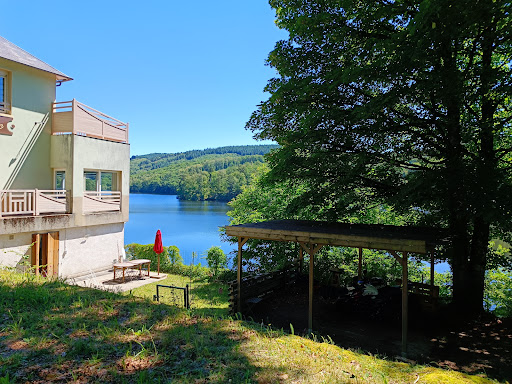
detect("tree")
[247,0,512,314]
[205,246,228,276]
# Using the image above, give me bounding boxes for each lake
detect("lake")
[125,194,451,274]
[125,194,236,265]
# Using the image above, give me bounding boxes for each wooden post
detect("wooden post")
[237,238,242,314]
[236,237,247,315]
[33,189,39,216]
[31,234,40,276]
[72,99,77,135]
[299,242,323,333]
[401,251,408,357]
[358,247,363,280]
[309,247,314,332]
[299,246,304,272]
[430,250,435,287]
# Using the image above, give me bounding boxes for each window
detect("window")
[55,171,66,190]
[84,171,118,192]
[84,171,98,191]
[0,69,11,115]
[100,172,113,191]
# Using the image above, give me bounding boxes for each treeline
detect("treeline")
[130,145,277,201]
[131,145,278,173]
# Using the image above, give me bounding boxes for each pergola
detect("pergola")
[225,219,450,356]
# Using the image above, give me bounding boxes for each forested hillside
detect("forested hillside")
[130,145,277,201]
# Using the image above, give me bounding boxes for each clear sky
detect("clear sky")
[2,1,287,156]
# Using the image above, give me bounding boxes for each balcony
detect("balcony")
[0,190,68,217]
[0,190,122,218]
[52,99,128,144]
[83,191,121,213]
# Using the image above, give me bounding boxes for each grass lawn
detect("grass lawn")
[0,270,503,383]
[127,274,230,317]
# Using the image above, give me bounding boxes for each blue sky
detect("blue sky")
[3,1,287,156]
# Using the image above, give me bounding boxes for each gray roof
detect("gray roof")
[0,36,72,81]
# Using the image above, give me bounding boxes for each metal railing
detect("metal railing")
[52,99,128,143]
[0,189,68,217]
[83,191,121,213]
[154,284,190,309]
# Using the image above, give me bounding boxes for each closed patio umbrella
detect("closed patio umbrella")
[154,229,163,275]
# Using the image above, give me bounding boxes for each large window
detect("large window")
[0,69,11,115]
[84,171,118,192]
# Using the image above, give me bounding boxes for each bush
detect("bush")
[125,243,209,278]
[484,268,512,317]
[125,243,182,273]
[205,246,228,276]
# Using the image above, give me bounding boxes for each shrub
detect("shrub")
[125,243,182,273]
[205,246,228,276]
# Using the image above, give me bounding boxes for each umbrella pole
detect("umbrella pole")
[158,253,160,275]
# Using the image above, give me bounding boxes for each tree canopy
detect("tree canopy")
[247,0,512,313]
[130,145,278,200]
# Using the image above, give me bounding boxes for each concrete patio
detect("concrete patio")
[68,269,167,293]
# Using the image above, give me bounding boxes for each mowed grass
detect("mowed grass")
[0,270,503,384]
[127,274,230,317]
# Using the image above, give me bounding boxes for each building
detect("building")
[0,36,129,278]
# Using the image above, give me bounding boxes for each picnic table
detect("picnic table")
[113,259,151,283]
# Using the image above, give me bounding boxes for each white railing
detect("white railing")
[52,99,128,143]
[0,101,10,114]
[83,191,121,213]
[0,189,68,217]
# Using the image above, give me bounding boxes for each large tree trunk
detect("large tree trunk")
[451,218,489,316]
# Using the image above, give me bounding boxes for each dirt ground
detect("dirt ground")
[247,279,512,382]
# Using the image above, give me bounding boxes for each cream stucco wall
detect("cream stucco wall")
[0,58,56,190]
[50,134,130,224]
[0,223,125,278]
[0,232,33,271]
[59,223,125,278]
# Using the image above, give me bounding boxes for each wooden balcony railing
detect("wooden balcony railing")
[0,101,10,115]
[0,190,68,217]
[83,191,121,213]
[52,99,128,143]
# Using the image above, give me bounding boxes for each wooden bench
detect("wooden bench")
[113,259,151,283]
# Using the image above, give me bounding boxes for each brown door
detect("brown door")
[31,232,59,276]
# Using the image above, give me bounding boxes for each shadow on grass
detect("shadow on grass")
[0,275,255,383]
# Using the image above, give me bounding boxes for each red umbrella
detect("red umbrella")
[154,229,163,275]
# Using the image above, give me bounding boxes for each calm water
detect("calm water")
[125,194,235,265]
[125,194,451,274]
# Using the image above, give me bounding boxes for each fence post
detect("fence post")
[34,189,39,216]
[185,284,190,309]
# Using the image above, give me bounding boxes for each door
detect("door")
[31,232,59,276]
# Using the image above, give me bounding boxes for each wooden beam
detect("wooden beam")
[225,227,429,254]
[401,251,409,357]
[388,250,403,265]
[299,242,324,257]
[358,247,363,280]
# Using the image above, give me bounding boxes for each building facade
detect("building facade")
[0,36,129,278]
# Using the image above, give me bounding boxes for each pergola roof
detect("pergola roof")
[225,220,450,254]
